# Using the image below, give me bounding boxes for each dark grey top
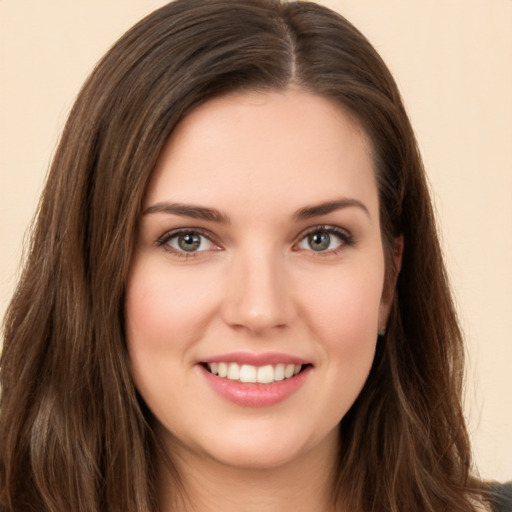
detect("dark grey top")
[490,481,512,512]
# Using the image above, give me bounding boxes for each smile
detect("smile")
[200,355,312,407]
[206,362,303,384]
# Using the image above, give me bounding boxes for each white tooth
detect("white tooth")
[208,362,219,375]
[218,362,228,378]
[227,362,240,380]
[284,364,295,379]
[274,364,285,381]
[293,364,302,376]
[239,364,257,383]
[257,365,275,384]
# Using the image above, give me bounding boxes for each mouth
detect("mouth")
[202,362,312,384]
[198,352,313,406]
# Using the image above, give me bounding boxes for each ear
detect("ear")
[378,235,404,334]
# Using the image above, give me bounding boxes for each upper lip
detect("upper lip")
[200,351,310,366]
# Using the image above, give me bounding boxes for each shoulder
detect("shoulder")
[487,481,512,512]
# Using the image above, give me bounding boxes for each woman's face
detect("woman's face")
[126,89,395,470]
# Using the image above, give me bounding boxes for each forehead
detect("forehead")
[145,88,378,220]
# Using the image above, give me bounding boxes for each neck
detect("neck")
[157,430,341,512]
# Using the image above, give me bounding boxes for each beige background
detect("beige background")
[1,0,511,481]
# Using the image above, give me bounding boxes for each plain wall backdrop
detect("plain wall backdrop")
[1,0,511,481]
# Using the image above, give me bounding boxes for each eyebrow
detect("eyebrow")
[143,197,370,223]
[143,202,230,223]
[293,198,370,221]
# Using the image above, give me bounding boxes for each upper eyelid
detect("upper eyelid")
[293,224,355,251]
[157,227,218,243]
[296,224,352,240]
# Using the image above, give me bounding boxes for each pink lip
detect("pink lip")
[200,351,309,366]
[199,363,312,407]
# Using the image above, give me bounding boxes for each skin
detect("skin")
[125,88,402,512]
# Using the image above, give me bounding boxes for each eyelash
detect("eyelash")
[156,225,355,259]
[295,225,355,255]
[157,228,220,258]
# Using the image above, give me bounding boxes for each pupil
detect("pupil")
[178,233,201,252]
[309,232,330,251]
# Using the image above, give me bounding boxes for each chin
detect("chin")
[202,439,310,471]
[178,417,339,473]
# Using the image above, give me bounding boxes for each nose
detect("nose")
[221,248,295,335]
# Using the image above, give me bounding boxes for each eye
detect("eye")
[159,229,219,256]
[296,227,352,253]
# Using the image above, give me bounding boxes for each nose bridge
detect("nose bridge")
[222,243,293,334]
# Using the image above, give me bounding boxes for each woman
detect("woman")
[0,0,509,511]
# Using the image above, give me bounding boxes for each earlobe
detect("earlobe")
[378,235,404,333]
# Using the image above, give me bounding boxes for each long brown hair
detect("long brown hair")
[0,1,486,510]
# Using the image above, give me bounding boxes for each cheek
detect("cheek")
[298,264,384,343]
[296,263,383,400]
[124,260,220,425]
[320,299,381,413]
[125,260,218,352]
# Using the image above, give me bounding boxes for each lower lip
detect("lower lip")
[200,365,312,407]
